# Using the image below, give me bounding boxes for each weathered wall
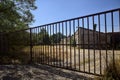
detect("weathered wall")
[75,28,106,49]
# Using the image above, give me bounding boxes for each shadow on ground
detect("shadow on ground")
[0,64,94,80]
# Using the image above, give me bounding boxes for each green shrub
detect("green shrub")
[71,39,76,47]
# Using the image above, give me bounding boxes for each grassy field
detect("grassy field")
[23,45,120,74]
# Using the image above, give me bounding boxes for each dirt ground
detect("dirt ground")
[0,64,95,80]
[1,46,119,80]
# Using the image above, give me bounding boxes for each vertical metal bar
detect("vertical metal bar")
[56,23,57,67]
[33,28,36,62]
[32,29,34,62]
[33,29,35,62]
[46,25,48,64]
[111,12,115,66]
[38,27,40,63]
[42,27,44,64]
[73,20,76,69]
[47,25,49,65]
[35,28,37,45]
[69,21,72,68]
[62,22,64,67]
[59,23,61,67]
[36,28,38,62]
[50,24,53,65]
[87,17,90,73]
[104,13,108,68]
[66,21,68,68]
[98,14,102,74]
[52,24,55,66]
[34,28,36,62]
[37,28,39,63]
[35,28,37,62]
[41,27,43,64]
[30,28,33,63]
[79,19,82,71]
[44,27,46,64]
[45,26,47,64]
[41,26,44,64]
[36,28,38,46]
[119,10,120,32]
[46,26,48,64]
[93,16,96,74]
[82,18,85,72]
[37,27,39,63]
[39,27,42,63]
[78,19,81,71]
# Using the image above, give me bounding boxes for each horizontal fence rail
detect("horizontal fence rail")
[0,8,120,76]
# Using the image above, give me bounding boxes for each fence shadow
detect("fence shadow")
[32,64,94,80]
[0,64,94,80]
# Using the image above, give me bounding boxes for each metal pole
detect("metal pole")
[30,28,33,63]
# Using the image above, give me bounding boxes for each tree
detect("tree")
[0,0,37,32]
[71,38,76,47]
[0,0,37,64]
[93,24,97,31]
[50,32,66,44]
[38,28,51,45]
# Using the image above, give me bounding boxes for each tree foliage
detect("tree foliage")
[71,38,76,47]
[38,28,51,45]
[0,0,37,32]
[50,32,66,44]
[0,0,37,64]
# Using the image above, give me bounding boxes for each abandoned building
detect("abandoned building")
[61,27,120,49]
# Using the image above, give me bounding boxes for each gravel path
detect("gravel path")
[0,64,94,80]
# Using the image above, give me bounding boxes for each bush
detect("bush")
[104,59,120,80]
[96,58,120,80]
[71,39,76,47]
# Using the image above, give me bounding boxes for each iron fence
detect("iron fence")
[0,8,120,76]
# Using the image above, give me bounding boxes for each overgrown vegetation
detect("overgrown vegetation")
[95,58,120,80]
[0,0,37,64]
[0,31,30,64]
[0,0,37,32]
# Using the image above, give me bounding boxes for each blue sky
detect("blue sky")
[30,0,120,27]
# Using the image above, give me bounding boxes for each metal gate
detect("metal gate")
[0,8,120,76]
[30,8,120,76]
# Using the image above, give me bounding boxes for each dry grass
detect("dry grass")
[31,45,67,63]
[22,45,120,75]
[95,58,120,80]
